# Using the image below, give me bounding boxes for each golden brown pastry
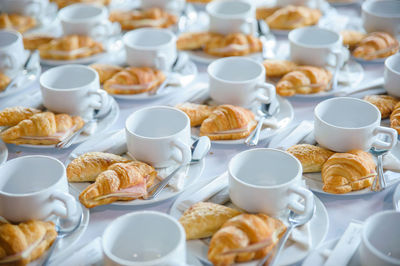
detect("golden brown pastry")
[364,95,399,119]
[176,103,215,127]
[186,0,213,3]
[38,35,104,60]
[256,7,280,20]
[266,6,321,30]
[204,33,262,57]
[353,32,399,60]
[341,30,366,49]
[50,0,111,8]
[0,106,41,127]
[0,13,37,33]
[276,66,332,96]
[179,202,242,240]
[67,152,131,182]
[177,32,219,51]
[89,64,123,84]
[1,112,84,145]
[208,214,286,265]
[0,73,11,91]
[287,144,334,173]
[79,161,157,208]
[103,67,166,95]
[390,102,400,134]
[109,8,177,31]
[200,105,257,140]
[0,220,57,266]
[23,35,55,50]
[263,59,298,78]
[321,149,376,194]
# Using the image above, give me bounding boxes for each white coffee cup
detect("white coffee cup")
[289,26,345,68]
[359,211,400,266]
[229,148,315,217]
[123,28,177,71]
[40,64,109,120]
[0,0,49,19]
[362,0,400,36]
[208,57,276,107]
[314,97,398,152]
[0,30,25,79]
[206,0,255,35]
[0,155,76,223]
[384,54,400,97]
[125,106,191,168]
[140,0,185,12]
[102,211,186,266]
[59,3,120,40]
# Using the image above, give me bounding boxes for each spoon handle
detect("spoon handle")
[42,236,61,266]
[146,165,183,200]
[245,117,265,146]
[259,225,294,266]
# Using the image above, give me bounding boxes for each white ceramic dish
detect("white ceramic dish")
[0,140,8,166]
[170,188,329,266]
[65,130,205,206]
[393,183,400,211]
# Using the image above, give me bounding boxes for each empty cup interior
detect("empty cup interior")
[208,0,252,16]
[290,27,340,47]
[0,156,65,195]
[103,212,183,263]
[124,29,174,48]
[0,31,19,47]
[229,149,300,187]
[363,0,400,17]
[126,107,188,138]
[60,4,103,20]
[315,98,380,128]
[40,65,97,90]
[208,57,263,82]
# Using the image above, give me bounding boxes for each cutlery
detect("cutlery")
[370,146,389,191]
[257,19,276,60]
[334,77,384,97]
[245,102,280,146]
[146,136,211,200]
[3,50,38,92]
[56,106,113,149]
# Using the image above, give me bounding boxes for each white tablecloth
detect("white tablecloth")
[2,4,398,265]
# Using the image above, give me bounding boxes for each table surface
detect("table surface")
[2,3,398,266]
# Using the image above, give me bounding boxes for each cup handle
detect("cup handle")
[88,89,109,116]
[90,21,112,40]
[330,49,344,89]
[170,139,191,165]
[25,0,45,17]
[155,53,168,71]
[245,18,256,35]
[50,190,77,218]
[372,126,398,150]
[255,82,276,104]
[287,184,314,215]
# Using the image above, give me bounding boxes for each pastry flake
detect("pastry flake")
[204,33,262,57]
[176,102,216,127]
[177,32,219,51]
[352,32,399,60]
[263,59,298,78]
[0,13,36,33]
[0,106,41,127]
[200,105,257,140]
[266,6,321,30]
[79,161,157,208]
[89,64,123,84]
[390,102,400,134]
[287,144,334,173]
[0,73,11,92]
[364,95,399,119]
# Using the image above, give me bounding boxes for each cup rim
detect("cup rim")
[289,26,342,49]
[314,97,381,130]
[362,210,400,264]
[40,64,99,92]
[125,106,190,140]
[0,29,23,48]
[102,211,185,265]
[208,57,265,84]
[206,0,254,18]
[228,148,302,189]
[123,28,176,50]
[385,53,400,76]
[58,3,106,23]
[0,155,66,197]
[362,0,400,19]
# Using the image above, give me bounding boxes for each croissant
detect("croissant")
[262,59,298,78]
[176,103,215,127]
[341,30,366,49]
[177,32,219,51]
[109,8,177,31]
[179,202,242,240]
[204,33,262,57]
[0,13,36,33]
[256,7,280,20]
[0,107,41,127]
[266,6,321,30]
[276,66,332,96]
[79,161,157,208]
[208,214,286,265]
[321,149,376,194]
[23,35,55,51]
[353,32,399,60]
[67,152,131,182]
[0,73,11,91]
[364,95,399,119]
[103,67,166,95]
[1,112,84,145]
[89,64,123,84]
[287,144,334,173]
[38,35,104,60]
[0,220,57,266]
[50,0,111,8]
[200,105,257,140]
[390,102,400,134]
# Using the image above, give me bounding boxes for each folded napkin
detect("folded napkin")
[268,120,314,150]
[157,164,190,192]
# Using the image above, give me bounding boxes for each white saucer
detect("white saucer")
[170,187,329,266]
[0,140,8,166]
[66,130,206,207]
[186,50,263,65]
[393,183,400,211]
[353,55,388,64]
